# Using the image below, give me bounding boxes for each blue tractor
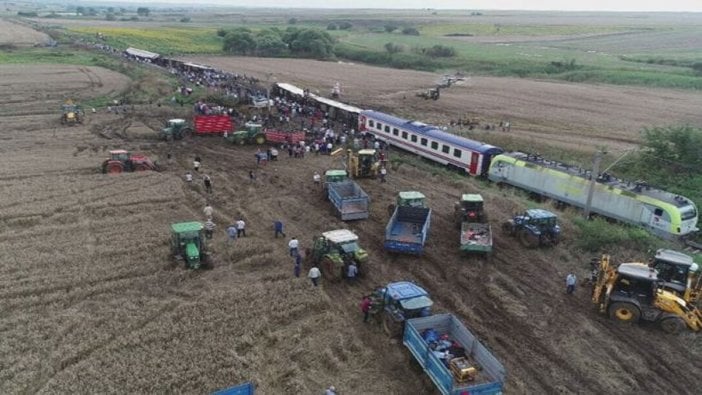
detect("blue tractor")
[502,208,560,248]
[369,281,434,337]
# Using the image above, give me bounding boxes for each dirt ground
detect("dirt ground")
[0,19,50,47]
[185,55,702,153]
[2,52,701,394]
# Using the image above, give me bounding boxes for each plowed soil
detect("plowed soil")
[1,59,700,394]
[0,19,50,47]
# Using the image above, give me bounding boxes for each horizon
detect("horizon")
[80,0,702,13]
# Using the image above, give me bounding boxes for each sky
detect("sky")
[92,0,702,12]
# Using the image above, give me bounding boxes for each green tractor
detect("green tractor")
[323,169,348,189]
[227,122,266,145]
[309,229,368,281]
[160,118,193,141]
[170,222,211,269]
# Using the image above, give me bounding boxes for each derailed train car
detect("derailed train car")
[488,152,699,239]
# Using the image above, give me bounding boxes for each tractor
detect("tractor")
[648,249,701,306]
[454,193,486,228]
[160,118,192,141]
[368,281,434,337]
[308,229,368,281]
[592,255,702,334]
[416,86,440,101]
[61,100,84,125]
[101,150,158,174]
[322,169,348,194]
[170,222,211,269]
[346,149,380,178]
[502,208,560,248]
[227,122,266,145]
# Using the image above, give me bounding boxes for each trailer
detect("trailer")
[263,129,306,145]
[328,180,369,220]
[460,222,492,254]
[194,115,233,135]
[404,314,506,395]
[385,191,431,254]
[211,381,254,395]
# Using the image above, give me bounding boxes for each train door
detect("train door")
[469,152,480,175]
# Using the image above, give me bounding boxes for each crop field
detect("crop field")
[2,11,702,394]
[0,19,50,47]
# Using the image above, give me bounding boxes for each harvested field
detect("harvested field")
[0,19,50,47]
[185,56,702,152]
[2,60,701,394]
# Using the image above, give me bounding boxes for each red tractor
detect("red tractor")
[101,150,158,174]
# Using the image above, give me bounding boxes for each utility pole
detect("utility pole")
[584,150,604,219]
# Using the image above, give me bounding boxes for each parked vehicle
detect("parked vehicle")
[648,249,701,305]
[347,149,380,178]
[328,180,370,220]
[308,229,368,281]
[212,381,254,395]
[502,209,560,248]
[455,194,492,254]
[227,122,265,145]
[194,114,234,136]
[160,118,192,140]
[384,191,431,254]
[101,150,158,174]
[61,99,84,125]
[369,281,433,337]
[404,314,506,395]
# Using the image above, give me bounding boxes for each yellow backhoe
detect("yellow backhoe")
[346,149,380,178]
[591,254,702,334]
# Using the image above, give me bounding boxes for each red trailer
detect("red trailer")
[264,129,306,145]
[193,115,233,135]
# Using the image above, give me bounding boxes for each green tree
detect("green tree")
[384,25,397,33]
[402,27,420,36]
[327,23,338,30]
[76,6,85,16]
[338,21,352,30]
[284,28,335,58]
[288,17,297,25]
[255,29,287,56]
[384,42,403,54]
[180,17,191,23]
[137,7,150,17]
[106,13,116,21]
[223,30,256,55]
[216,28,228,37]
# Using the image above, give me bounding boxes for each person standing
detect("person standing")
[274,220,286,238]
[308,265,321,287]
[249,170,256,182]
[360,295,372,323]
[313,171,321,187]
[236,218,246,237]
[294,253,302,278]
[203,203,213,220]
[204,218,215,239]
[193,155,201,172]
[379,167,387,183]
[566,273,577,294]
[347,262,358,283]
[288,237,299,257]
[184,172,193,183]
[226,224,237,241]
[203,175,212,194]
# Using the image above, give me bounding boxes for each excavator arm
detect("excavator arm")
[591,254,616,313]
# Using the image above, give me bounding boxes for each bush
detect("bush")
[17,11,38,17]
[423,45,456,58]
[384,42,403,54]
[402,27,420,36]
[327,23,337,31]
[216,28,228,37]
[573,217,660,252]
[288,18,297,25]
[106,13,117,21]
[338,21,353,30]
[180,17,191,23]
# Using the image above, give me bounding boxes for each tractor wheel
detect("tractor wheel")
[61,116,67,125]
[106,162,124,174]
[659,317,685,334]
[181,127,193,139]
[382,314,401,338]
[321,257,337,282]
[608,302,641,324]
[518,230,537,248]
[134,163,149,172]
[501,221,513,235]
[254,134,266,145]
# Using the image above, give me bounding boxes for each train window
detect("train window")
[393,128,399,136]
[401,131,408,140]
[431,141,438,150]
[453,148,462,158]
[420,138,428,146]
[369,120,374,127]
[442,145,450,154]
[654,208,664,217]
[384,125,390,133]
[411,135,417,143]
[376,123,382,130]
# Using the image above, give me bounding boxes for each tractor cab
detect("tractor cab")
[110,150,130,162]
[373,281,433,322]
[323,169,348,191]
[518,209,559,234]
[160,118,192,141]
[398,191,426,208]
[457,194,485,222]
[311,229,368,280]
[347,149,380,178]
[650,249,699,298]
[229,122,265,145]
[61,99,84,124]
[170,222,208,269]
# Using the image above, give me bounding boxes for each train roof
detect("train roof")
[275,82,363,114]
[361,110,503,154]
[496,152,696,209]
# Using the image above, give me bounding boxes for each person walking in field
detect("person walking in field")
[346,262,358,283]
[236,218,246,237]
[308,265,321,287]
[204,218,216,239]
[193,156,201,172]
[288,237,299,256]
[313,171,321,187]
[184,172,193,183]
[360,295,372,323]
[203,203,213,219]
[566,273,577,294]
[226,224,237,241]
[274,220,286,238]
[379,166,387,183]
[294,253,302,278]
[203,175,212,194]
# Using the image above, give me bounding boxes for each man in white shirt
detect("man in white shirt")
[313,171,321,187]
[203,204,213,219]
[308,265,321,287]
[288,237,299,256]
[236,219,246,237]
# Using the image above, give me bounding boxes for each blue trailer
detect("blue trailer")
[328,180,370,221]
[212,381,255,395]
[385,191,431,254]
[404,314,505,395]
